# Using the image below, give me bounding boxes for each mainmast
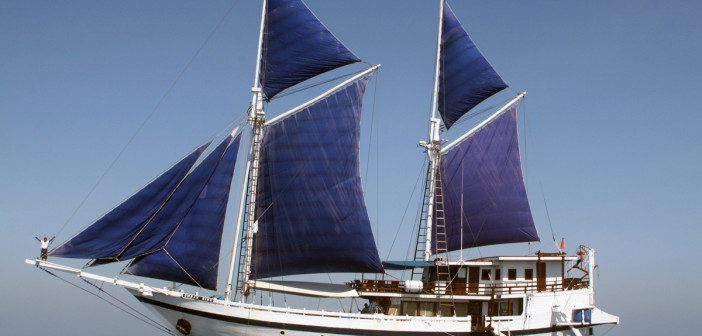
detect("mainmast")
[224,0,268,302]
[418,0,445,262]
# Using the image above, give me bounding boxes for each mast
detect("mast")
[224,0,268,302]
[418,0,445,261]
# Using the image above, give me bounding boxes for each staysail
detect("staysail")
[251,74,383,279]
[51,133,242,290]
[432,105,539,252]
[127,134,242,290]
[111,135,239,262]
[51,142,211,259]
[438,0,507,130]
[260,0,361,100]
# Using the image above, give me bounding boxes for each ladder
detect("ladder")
[235,112,265,299]
[433,168,454,315]
[411,166,433,280]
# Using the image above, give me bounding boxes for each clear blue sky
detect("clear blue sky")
[2,1,700,335]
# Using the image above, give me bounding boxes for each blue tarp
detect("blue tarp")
[260,0,361,100]
[383,260,434,270]
[432,107,539,252]
[50,142,211,259]
[438,1,507,130]
[252,75,383,279]
[127,134,241,290]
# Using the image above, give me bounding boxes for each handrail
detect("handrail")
[350,277,589,295]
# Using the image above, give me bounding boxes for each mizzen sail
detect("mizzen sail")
[432,106,538,251]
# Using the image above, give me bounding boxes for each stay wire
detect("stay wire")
[522,98,558,249]
[362,70,380,245]
[38,267,176,335]
[268,67,371,102]
[52,1,240,240]
[386,156,428,261]
[446,96,515,129]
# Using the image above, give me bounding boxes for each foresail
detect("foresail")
[252,74,383,279]
[438,0,507,130]
[50,142,211,259]
[115,135,238,262]
[260,0,361,100]
[432,106,538,252]
[126,134,242,290]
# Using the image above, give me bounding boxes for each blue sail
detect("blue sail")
[114,135,237,262]
[50,142,211,259]
[438,1,507,130]
[432,107,539,252]
[252,75,383,279]
[126,134,241,290]
[260,0,361,100]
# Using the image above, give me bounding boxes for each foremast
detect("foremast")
[224,0,268,302]
[225,0,378,301]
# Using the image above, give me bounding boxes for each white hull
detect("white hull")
[133,289,618,336]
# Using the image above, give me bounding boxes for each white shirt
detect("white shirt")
[41,240,49,249]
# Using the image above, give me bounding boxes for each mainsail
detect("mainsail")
[260,0,361,100]
[438,0,507,130]
[251,74,383,279]
[432,106,539,252]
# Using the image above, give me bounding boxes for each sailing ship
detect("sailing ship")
[27,0,619,335]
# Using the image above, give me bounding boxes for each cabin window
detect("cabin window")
[495,269,501,280]
[469,301,482,315]
[481,269,491,281]
[419,302,436,317]
[508,269,517,280]
[525,269,534,280]
[454,303,469,317]
[402,301,418,316]
[512,299,524,315]
[490,298,523,316]
[450,266,467,283]
[439,304,453,317]
[457,267,467,282]
[499,301,510,316]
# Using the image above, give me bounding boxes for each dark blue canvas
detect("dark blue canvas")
[260,0,361,100]
[116,135,235,261]
[432,108,539,252]
[51,142,211,259]
[252,75,383,279]
[438,1,507,130]
[127,135,241,290]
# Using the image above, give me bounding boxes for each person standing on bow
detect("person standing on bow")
[35,236,55,261]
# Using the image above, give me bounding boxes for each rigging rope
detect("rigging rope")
[38,267,176,335]
[446,96,515,129]
[521,98,559,250]
[362,70,380,245]
[385,156,428,261]
[268,67,371,101]
[52,0,241,244]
